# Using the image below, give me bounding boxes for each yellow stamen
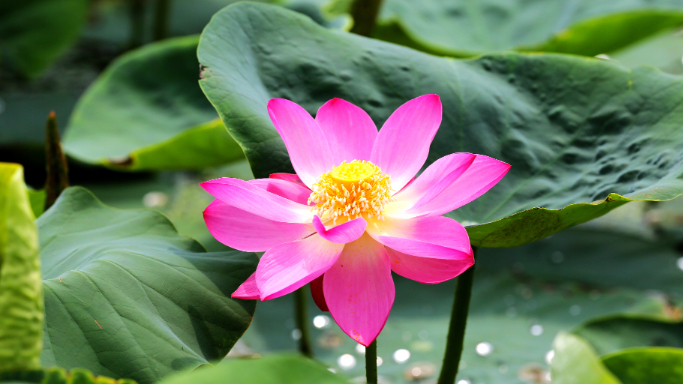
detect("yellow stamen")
[309,160,392,223]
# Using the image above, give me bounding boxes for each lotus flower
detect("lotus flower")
[201,95,510,346]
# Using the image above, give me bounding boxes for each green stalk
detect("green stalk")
[152,0,171,41]
[365,340,377,384]
[44,112,69,211]
[349,0,385,37]
[128,0,145,49]
[294,287,313,358]
[436,248,477,384]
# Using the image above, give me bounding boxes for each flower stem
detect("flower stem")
[153,0,171,41]
[437,248,477,384]
[44,111,69,211]
[365,340,377,384]
[294,286,313,358]
[350,0,385,37]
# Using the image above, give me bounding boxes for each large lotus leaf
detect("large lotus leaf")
[611,29,683,75]
[573,315,683,356]
[370,0,683,58]
[197,2,683,248]
[550,332,621,384]
[158,354,350,384]
[63,35,244,171]
[38,187,257,384]
[0,0,87,78]
[0,368,136,384]
[0,164,41,371]
[240,224,678,383]
[601,348,683,384]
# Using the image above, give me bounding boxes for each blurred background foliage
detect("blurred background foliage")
[2,1,683,384]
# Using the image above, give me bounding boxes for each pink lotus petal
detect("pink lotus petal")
[371,95,442,192]
[405,155,510,217]
[201,177,312,223]
[256,234,344,300]
[249,178,312,205]
[316,98,377,164]
[312,216,367,244]
[268,99,335,188]
[324,234,394,346]
[366,216,473,260]
[270,173,307,188]
[204,200,313,252]
[392,153,476,207]
[231,273,260,300]
[386,247,473,284]
[310,274,328,311]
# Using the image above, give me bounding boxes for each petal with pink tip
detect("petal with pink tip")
[249,178,312,205]
[390,153,476,210]
[256,234,344,300]
[201,177,312,223]
[231,273,260,300]
[316,98,377,164]
[270,173,306,188]
[370,95,442,192]
[204,200,313,252]
[386,248,473,284]
[404,155,511,218]
[310,275,328,311]
[366,216,472,260]
[268,99,335,187]
[312,216,367,244]
[324,234,394,346]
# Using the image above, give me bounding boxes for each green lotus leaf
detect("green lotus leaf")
[0,163,41,372]
[370,0,683,58]
[601,347,683,384]
[0,367,137,384]
[158,355,350,384]
[550,332,621,384]
[38,187,257,384]
[63,36,244,171]
[197,2,683,248]
[0,0,87,78]
[573,314,683,356]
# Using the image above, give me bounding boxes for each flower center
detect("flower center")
[309,160,392,223]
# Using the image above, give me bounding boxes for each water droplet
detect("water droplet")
[355,344,366,354]
[530,324,544,336]
[328,368,337,373]
[291,329,302,340]
[393,349,410,363]
[550,251,564,264]
[476,342,493,356]
[418,330,429,340]
[338,354,356,370]
[499,364,509,374]
[545,350,555,364]
[456,379,471,384]
[143,191,169,208]
[404,362,436,381]
[570,305,581,316]
[376,357,383,366]
[313,315,330,329]
[677,257,683,271]
[595,54,611,60]
[506,307,518,317]
[317,332,343,349]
